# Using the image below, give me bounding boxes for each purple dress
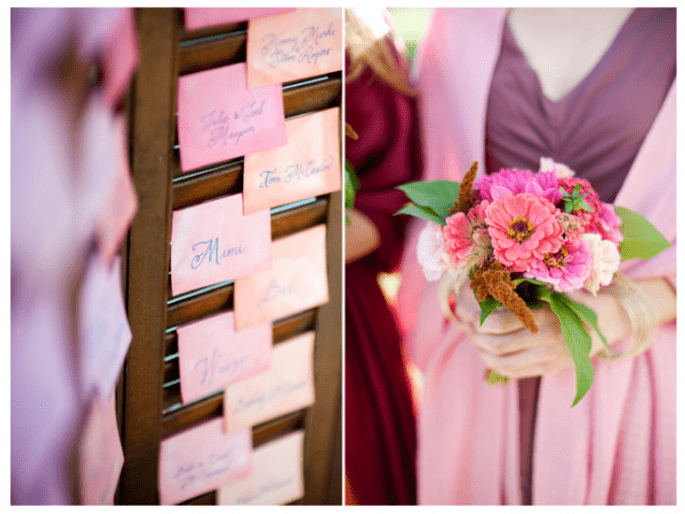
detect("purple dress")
[484,8,675,504]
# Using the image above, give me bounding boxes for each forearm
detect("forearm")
[345,208,381,264]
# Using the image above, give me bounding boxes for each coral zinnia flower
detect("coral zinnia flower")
[485,193,563,272]
[443,200,492,271]
[525,237,593,292]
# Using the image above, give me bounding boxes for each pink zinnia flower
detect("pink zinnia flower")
[475,168,562,205]
[599,203,623,244]
[443,200,492,271]
[526,237,593,292]
[486,193,564,272]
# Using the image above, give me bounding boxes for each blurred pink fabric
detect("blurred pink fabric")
[397,8,676,505]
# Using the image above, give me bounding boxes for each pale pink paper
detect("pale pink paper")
[223,332,315,433]
[158,419,252,505]
[247,8,343,89]
[79,254,132,401]
[185,8,296,30]
[234,224,329,331]
[95,115,138,266]
[79,393,124,505]
[177,62,287,172]
[176,311,272,405]
[218,430,304,505]
[243,107,341,214]
[170,193,272,296]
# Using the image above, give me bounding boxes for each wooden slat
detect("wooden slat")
[172,160,242,210]
[178,31,246,75]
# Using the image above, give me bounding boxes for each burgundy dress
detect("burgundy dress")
[484,8,675,504]
[345,48,422,505]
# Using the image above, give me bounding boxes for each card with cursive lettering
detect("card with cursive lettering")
[79,393,124,505]
[170,193,272,297]
[176,311,272,405]
[234,224,328,331]
[158,418,252,505]
[95,115,138,267]
[177,62,287,172]
[79,254,132,402]
[246,8,343,89]
[184,8,296,30]
[223,332,315,433]
[243,107,341,214]
[217,430,304,505]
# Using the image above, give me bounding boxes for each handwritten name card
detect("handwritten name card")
[170,193,272,296]
[158,419,252,505]
[243,107,341,214]
[177,311,272,405]
[218,430,304,505]
[184,8,295,30]
[224,332,315,433]
[177,62,287,172]
[79,254,132,401]
[234,224,329,331]
[247,8,343,89]
[79,393,124,505]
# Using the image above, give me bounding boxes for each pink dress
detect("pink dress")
[397,8,676,505]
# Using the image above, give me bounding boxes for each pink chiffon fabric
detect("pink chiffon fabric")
[397,8,676,505]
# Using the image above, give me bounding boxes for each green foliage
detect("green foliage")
[345,159,361,225]
[395,180,461,224]
[615,206,671,260]
[478,296,502,325]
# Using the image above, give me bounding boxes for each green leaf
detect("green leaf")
[545,293,595,407]
[396,180,460,220]
[479,296,503,325]
[556,294,609,353]
[565,202,572,213]
[395,203,446,225]
[345,160,360,210]
[579,199,593,212]
[615,206,670,260]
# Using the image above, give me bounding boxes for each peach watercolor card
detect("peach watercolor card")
[184,8,295,30]
[176,311,272,405]
[177,62,287,172]
[217,430,304,505]
[243,107,341,214]
[246,8,343,89]
[158,419,252,505]
[233,224,329,331]
[223,332,315,433]
[170,193,272,296]
[79,393,124,505]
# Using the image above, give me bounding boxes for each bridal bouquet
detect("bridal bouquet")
[397,159,670,405]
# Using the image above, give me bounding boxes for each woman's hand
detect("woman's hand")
[345,208,381,264]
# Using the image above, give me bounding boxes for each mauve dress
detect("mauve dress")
[483,8,675,504]
[345,48,422,504]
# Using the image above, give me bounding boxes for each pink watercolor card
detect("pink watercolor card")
[176,311,272,405]
[177,62,287,172]
[170,193,272,296]
[184,8,296,31]
[79,254,132,401]
[79,393,124,505]
[217,430,304,505]
[158,418,252,505]
[95,115,138,267]
[234,224,329,331]
[223,332,315,433]
[247,8,343,89]
[243,107,341,214]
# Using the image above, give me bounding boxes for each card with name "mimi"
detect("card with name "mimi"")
[246,8,343,89]
[243,107,341,214]
[177,62,287,172]
[170,193,272,297]
[233,224,328,331]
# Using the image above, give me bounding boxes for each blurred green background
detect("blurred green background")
[388,7,432,63]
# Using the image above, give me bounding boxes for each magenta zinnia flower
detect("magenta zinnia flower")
[525,237,593,292]
[485,193,563,272]
[475,168,562,205]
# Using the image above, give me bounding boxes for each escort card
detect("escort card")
[218,430,305,505]
[176,311,272,405]
[243,107,341,214]
[234,224,329,331]
[223,332,315,433]
[79,254,132,401]
[79,393,124,505]
[158,419,252,505]
[184,8,296,30]
[177,62,287,172]
[247,8,343,89]
[95,115,137,267]
[170,193,272,296]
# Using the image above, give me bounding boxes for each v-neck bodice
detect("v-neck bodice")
[485,8,675,203]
